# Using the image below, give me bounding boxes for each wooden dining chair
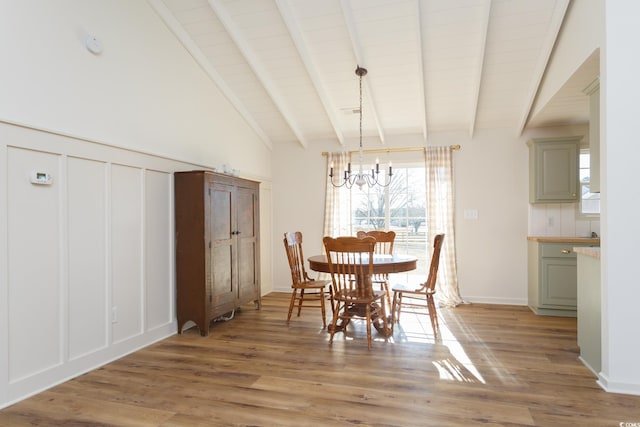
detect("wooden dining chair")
[283,231,333,328]
[323,236,390,349]
[391,233,445,336]
[356,230,395,309]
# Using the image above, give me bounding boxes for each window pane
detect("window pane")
[579,152,590,183]
[347,165,428,278]
[581,184,601,215]
[579,152,590,168]
[579,150,599,216]
[351,183,386,231]
[388,167,427,275]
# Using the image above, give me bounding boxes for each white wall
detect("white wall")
[453,129,528,304]
[272,140,329,291]
[599,0,640,396]
[0,0,271,178]
[0,0,273,408]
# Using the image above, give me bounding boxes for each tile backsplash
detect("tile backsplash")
[529,203,600,237]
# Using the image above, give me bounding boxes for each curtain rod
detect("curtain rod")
[321,145,460,156]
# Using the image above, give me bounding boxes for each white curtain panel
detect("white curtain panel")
[323,152,352,238]
[424,147,464,307]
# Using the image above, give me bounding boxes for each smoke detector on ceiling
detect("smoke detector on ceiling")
[84,34,103,55]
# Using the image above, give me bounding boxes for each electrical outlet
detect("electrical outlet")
[112,306,118,324]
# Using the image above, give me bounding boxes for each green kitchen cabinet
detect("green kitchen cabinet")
[527,239,598,317]
[528,136,581,203]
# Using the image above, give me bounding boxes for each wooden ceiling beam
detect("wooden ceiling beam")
[416,0,428,142]
[468,0,492,139]
[275,0,345,145]
[516,0,571,136]
[208,0,308,148]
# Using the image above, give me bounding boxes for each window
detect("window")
[350,166,428,277]
[579,150,600,217]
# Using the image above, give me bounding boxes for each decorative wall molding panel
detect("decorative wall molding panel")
[0,121,192,408]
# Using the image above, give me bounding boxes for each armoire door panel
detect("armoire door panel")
[212,184,233,241]
[212,245,234,307]
[236,187,256,237]
[237,241,258,300]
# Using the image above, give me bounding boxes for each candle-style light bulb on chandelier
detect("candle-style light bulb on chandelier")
[329,66,393,189]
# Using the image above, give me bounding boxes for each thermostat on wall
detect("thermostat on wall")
[30,170,53,185]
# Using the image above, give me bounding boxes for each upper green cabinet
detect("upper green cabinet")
[528,136,582,203]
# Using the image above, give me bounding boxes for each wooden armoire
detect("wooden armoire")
[174,170,261,336]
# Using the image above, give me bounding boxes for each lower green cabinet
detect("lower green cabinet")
[527,239,598,317]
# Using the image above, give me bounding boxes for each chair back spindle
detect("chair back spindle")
[356,230,395,307]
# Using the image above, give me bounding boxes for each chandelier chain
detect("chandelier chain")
[329,66,393,189]
[359,68,363,156]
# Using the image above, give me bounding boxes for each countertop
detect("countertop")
[574,246,601,259]
[527,236,601,244]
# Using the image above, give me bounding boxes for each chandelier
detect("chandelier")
[329,66,393,189]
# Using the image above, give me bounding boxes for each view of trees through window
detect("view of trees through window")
[351,167,428,277]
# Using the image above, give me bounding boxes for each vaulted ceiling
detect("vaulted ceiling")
[150,0,597,150]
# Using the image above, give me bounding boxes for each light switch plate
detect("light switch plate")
[464,209,479,220]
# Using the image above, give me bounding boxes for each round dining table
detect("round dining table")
[308,253,417,276]
[308,253,418,336]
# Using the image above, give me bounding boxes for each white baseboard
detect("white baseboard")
[460,296,528,306]
[598,373,640,396]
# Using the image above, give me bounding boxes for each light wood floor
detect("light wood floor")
[1,292,639,426]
